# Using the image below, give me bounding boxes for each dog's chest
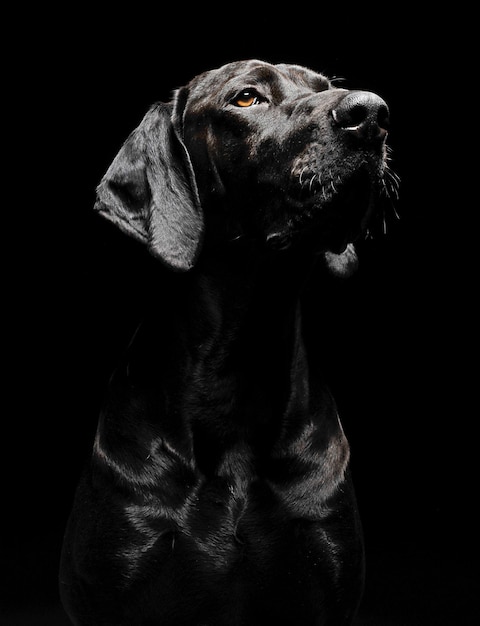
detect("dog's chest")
[123,455,354,621]
[145,428,344,565]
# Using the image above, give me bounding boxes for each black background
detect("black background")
[3,7,476,625]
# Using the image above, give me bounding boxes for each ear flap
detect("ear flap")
[94,101,204,272]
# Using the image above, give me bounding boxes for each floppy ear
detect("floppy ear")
[94,101,204,272]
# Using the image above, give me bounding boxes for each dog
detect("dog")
[60,59,394,625]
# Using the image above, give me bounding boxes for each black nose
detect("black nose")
[332,91,389,141]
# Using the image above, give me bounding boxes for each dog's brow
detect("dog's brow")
[228,66,326,102]
[238,66,284,90]
[276,64,331,92]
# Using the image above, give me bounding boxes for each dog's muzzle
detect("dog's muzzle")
[267,90,391,275]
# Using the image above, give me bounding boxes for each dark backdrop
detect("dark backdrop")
[4,8,475,625]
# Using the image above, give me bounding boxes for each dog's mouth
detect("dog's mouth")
[267,167,379,253]
[263,166,383,276]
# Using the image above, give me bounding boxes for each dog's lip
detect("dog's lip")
[321,228,361,255]
[326,239,352,254]
[265,221,362,254]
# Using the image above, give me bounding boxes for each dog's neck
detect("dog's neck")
[132,246,316,439]
[179,246,316,466]
[188,245,310,356]
[97,245,344,479]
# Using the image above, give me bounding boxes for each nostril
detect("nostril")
[332,91,390,140]
[345,103,369,128]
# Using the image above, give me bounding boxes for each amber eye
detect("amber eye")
[233,89,264,107]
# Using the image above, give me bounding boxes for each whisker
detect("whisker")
[299,166,308,186]
[380,165,401,201]
[327,169,337,194]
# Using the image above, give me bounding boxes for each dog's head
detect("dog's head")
[95,60,396,275]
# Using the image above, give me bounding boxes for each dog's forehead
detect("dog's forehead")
[186,60,330,100]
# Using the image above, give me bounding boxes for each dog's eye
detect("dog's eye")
[232,89,265,107]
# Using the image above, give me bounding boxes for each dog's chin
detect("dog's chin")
[271,178,378,276]
[323,243,359,278]
[265,207,369,279]
[265,225,360,278]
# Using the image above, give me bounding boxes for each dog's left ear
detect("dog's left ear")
[94,98,203,272]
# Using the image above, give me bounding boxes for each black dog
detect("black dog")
[60,59,393,625]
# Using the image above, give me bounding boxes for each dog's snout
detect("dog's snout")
[332,91,389,141]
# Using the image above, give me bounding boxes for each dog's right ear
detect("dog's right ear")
[94,102,204,272]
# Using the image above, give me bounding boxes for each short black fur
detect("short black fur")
[60,59,392,625]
